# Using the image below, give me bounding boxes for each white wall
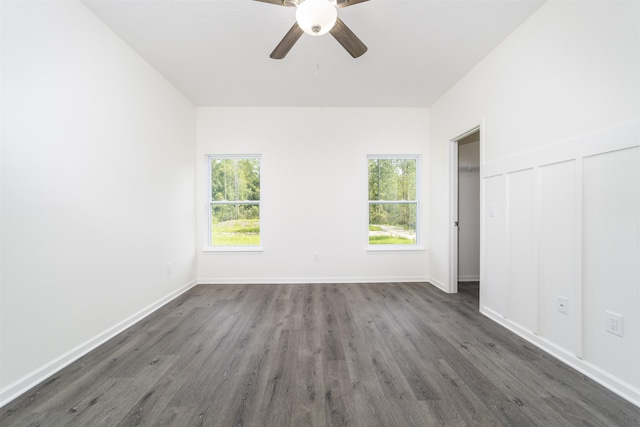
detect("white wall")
[197,107,429,284]
[458,140,480,281]
[0,0,197,404]
[429,0,639,405]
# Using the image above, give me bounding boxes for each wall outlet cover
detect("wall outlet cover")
[605,311,623,337]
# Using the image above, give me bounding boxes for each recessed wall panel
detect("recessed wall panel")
[507,169,537,332]
[483,175,507,314]
[538,160,578,354]
[583,147,640,388]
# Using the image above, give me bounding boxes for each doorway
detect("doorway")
[450,128,481,299]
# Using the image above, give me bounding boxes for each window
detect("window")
[208,155,261,248]
[368,156,419,247]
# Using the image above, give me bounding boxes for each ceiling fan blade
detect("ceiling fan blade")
[270,22,304,59]
[336,0,369,8]
[329,17,368,58]
[252,0,296,7]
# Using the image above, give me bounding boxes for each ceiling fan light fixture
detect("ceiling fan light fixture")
[296,0,337,36]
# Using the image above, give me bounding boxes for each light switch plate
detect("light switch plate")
[557,296,569,315]
[488,203,496,217]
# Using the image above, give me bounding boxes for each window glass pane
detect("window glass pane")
[368,203,417,245]
[368,158,416,201]
[237,158,261,201]
[368,156,419,247]
[210,158,261,202]
[211,158,237,201]
[209,155,261,248]
[211,204,260,246]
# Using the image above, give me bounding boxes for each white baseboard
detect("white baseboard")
[458,275,479,282]
[0,280,197,408]
[427,277,451,293]
[481,306,640,408]
[197,276,430,285]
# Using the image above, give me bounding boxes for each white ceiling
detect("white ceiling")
[82,0,545,107]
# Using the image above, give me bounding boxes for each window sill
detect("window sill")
[203,246,264,253]
[366,245,426,253]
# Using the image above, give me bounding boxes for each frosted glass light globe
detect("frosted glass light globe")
[296,0,337,37]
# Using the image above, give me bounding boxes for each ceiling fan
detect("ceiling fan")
[254,0,369,59]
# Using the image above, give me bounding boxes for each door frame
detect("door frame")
[449,125,482,294]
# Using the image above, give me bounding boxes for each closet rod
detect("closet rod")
[458,165,480,172]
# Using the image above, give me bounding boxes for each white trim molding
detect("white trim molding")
[481,306,640,408]
[427,277,451,294]
[479,120,640,409]
[198,276,431,285]
[0,280,198,408]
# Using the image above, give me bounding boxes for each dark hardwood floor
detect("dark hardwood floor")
[2,282,639,426]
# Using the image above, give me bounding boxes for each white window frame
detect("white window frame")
[367,155,422,251]
[205,154,262,252]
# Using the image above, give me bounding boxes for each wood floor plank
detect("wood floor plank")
[256,328,296,427]
[290,354,325,427]
[2,282,639,427]
[342,321,402,426]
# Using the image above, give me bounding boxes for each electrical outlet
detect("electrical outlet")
[605,311,623,337]
[557,296,569,315]
[166,262,172,275]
